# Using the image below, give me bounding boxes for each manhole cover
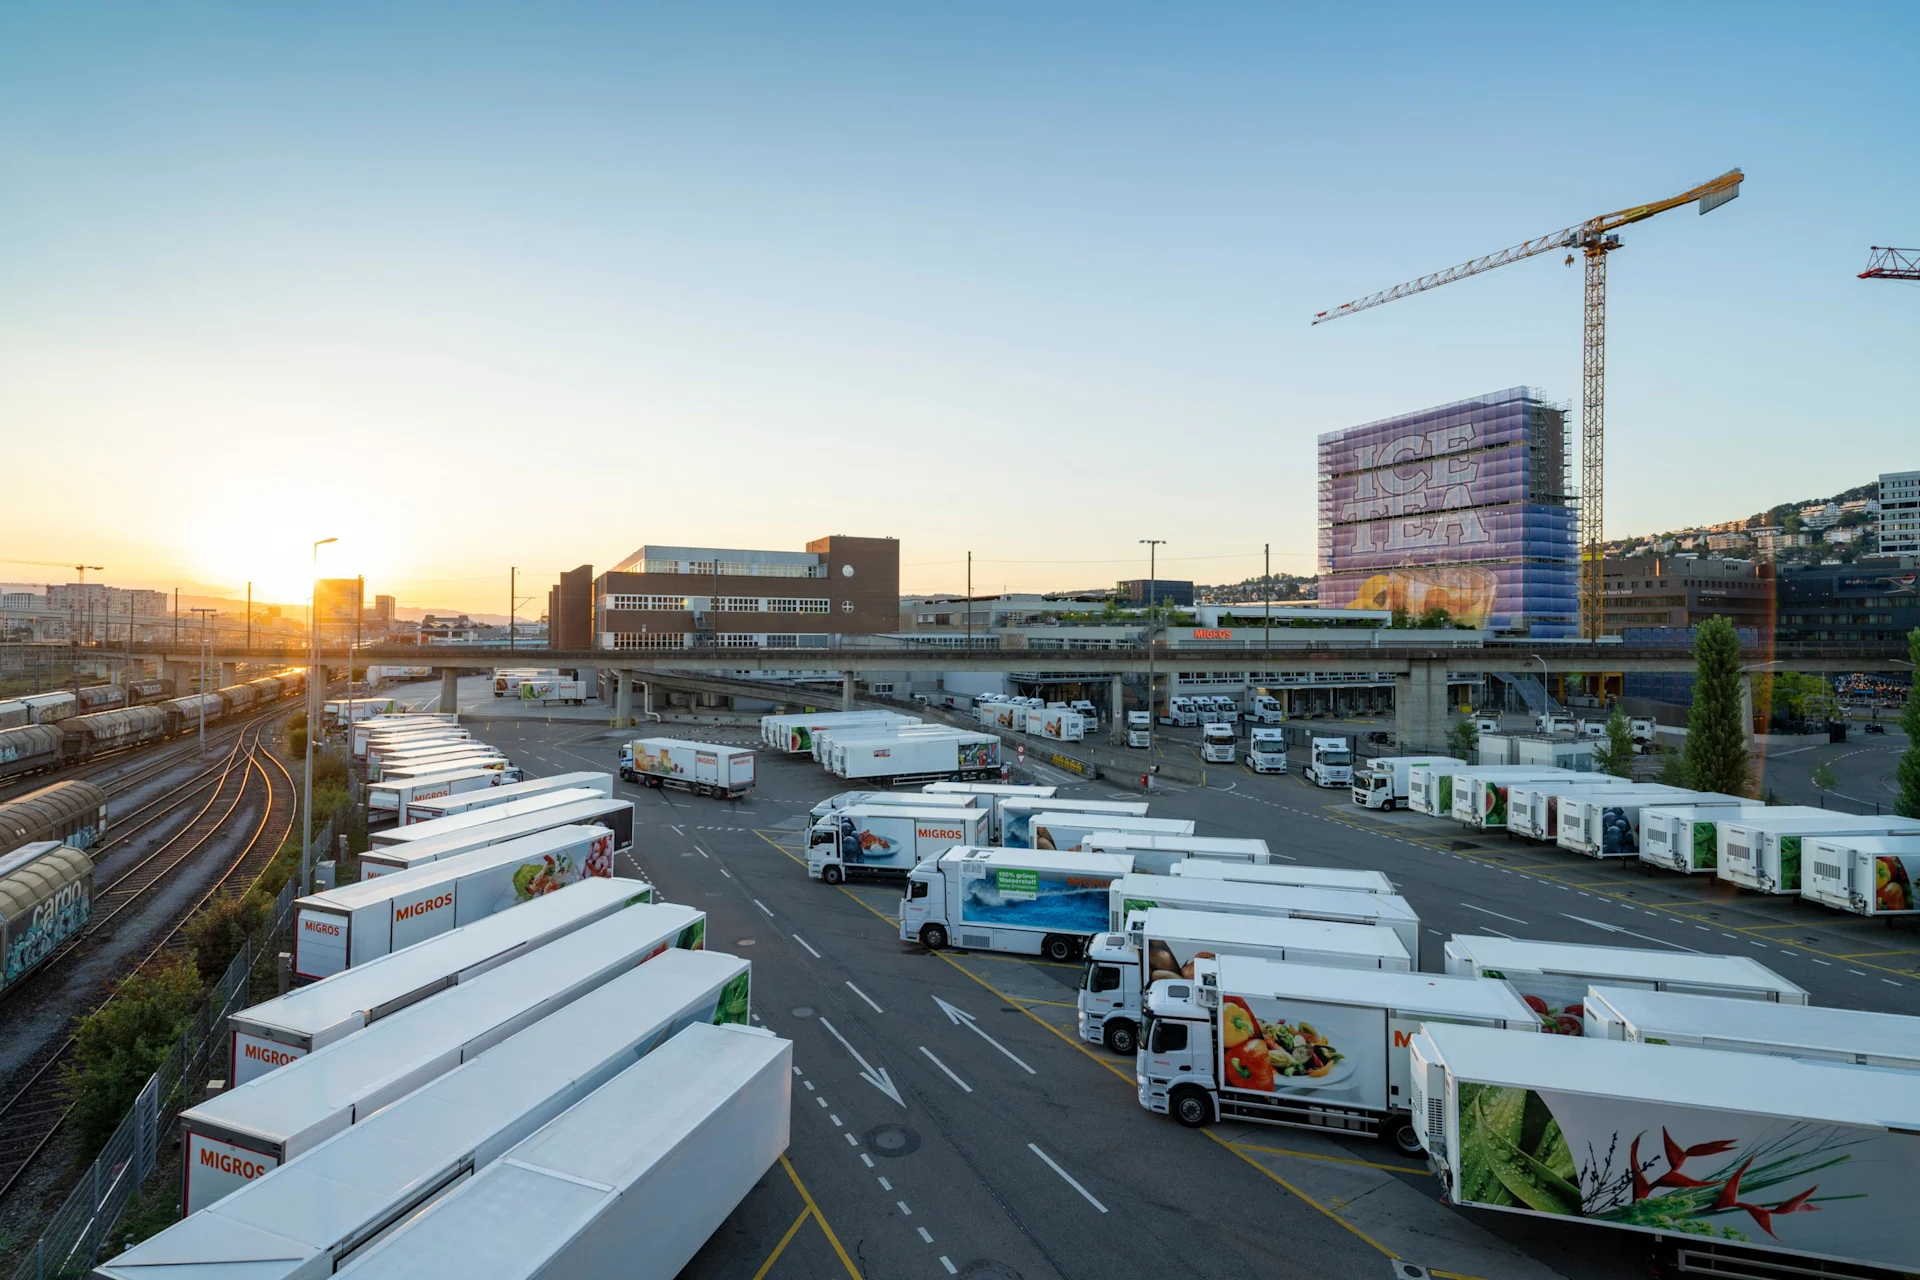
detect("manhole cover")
[959,1263,1025,1280]
[865,1124,919,1157]
[791,1006,814,1018]
[734,938,757,947]
[1448,841,1481,851]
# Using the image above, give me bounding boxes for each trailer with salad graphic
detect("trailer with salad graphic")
[1407,1022,1920,1275]
[1137,955,1539,1155]
[1800,834,1920,918]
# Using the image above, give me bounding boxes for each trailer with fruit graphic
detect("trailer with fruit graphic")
[1447,768,1582,830]
[1555,787,1738,859]
[1716,810,1920,897]
[1136,955,1537,1156]
[1407,1022,1920,1275]
[1799,834,1920,918]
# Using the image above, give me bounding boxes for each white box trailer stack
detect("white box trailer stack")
[1505,776,1635,842]
[353,714,458,756]
[367,767,512,823]
[403,771,613,825]
[1104,873,1422,960]
[1449,767,1584,830]
[372,749,510,784]
[369,787,611,849]
[1636,803,1768,875]
[365,733,472,768]
[999,798,1148,849]
[1717,809,1920,897]
[1027,812,1195,853]
[921,781,1056,841]
[810,722,951,765]
[900,847,1133,961]
[295,826,621,978]
[806,804,989,885]
[230,878,652,1085]
[329,1022,790,1280]
[102,950,750,1280]
[1801,833,1920,917]
[1025,706,1087,742]
[1442,935,1806,1035]
[1556,786,1740,858]
[1080,833,1269,876]
[1582,985,1920,1069]
[182,903,708,1214]
[361,799,637,878]
[761,710,913,755]
[1169,860,1396,896]
[1140,956,1537,1155]
[1406,1023,1920,1277]
[619,738,755,799]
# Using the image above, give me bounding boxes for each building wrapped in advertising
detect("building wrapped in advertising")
[1317,387,1578,637]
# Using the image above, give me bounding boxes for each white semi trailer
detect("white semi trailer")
[899,846,1132,961]
[806,804,989,885]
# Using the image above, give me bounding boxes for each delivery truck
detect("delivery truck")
[370,788,619,849]
[900,846,1133,960]
[1636,803,1767,875]
[106,949,751,1280]
[1717,809,1920,897]
[1170,859,1396,896]
[1141,956,1537,1154]
[1026,706,1087,743]
[761,710,915,754]
[1405,1022,1920,1278]
[998,798,1150,849]
[229,878,654,1085]
[1557,786,1740,858]
[1080,908,1411,1054]
[1352,755,1463,811]
[181,904,708,1214]
[359,798,636,878]
[829,730,1001,784]
[619,737,755,799]
[1505,776,1637,841]
[1027,812,1194,853]
[1125,711,1152,748]
[294,826,619,979]
[1442,935,1806,1035]
[1301,737,1353,788]
[1079,833,1269,876]
[1199,722,1236,764]
[806,804,989,885]
[402,770,613,825]
[1581,984,1920,1069]
[326,1022,789,1280]
[1104,873,1421,958]
[1448,767,1583,830]
[366,767,510,823]
[1800,833,1920,917]
[1244,727,1288,774]
[517,676,587,705]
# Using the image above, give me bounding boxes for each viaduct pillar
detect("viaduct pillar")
[615,672,633,727]
[1110,673,1125,744]
[842,671,855,713]
[439,667,459,717]
[1394,660,1452,754]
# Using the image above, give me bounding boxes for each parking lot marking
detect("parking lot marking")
[1460,903,1528,926]
[793,934,823,959]
[918,1227,934,1244]
[1028,1143,1108,1213]
[1203,1131,1403,1262]
[919,1046,974,1093]
[754,898,774,917]
[749,1206,812,1280]
[846,981,885,1014]
[1229,1141,1431,1177]
[780,1156,863,1280]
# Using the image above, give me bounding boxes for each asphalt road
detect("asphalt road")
[446,707,1920,1280]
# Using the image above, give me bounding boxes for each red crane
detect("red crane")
[1859,247,1920,281]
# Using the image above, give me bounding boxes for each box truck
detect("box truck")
[619,738,755,799]
[107,949,752,1280]
[516,676,587,705]
[1027,812,1194,853]
[998,798,1149,849]
[367,768,511,823]
[761,710,915,755]
[403,771,613,825]
[1441,935,1806,1035]
[1104,873,1421,958]
[1504,776,1637,841]
[809,790,980,821]
[371,788,619,849]
[1449,767,1582,830]
[1301,737,1352,788]
[181,904,708,1214]
[229,878,654,1085]
[1170,860,1396,896]
[1079,908,1411,1054]
[1125,711,1152,747]
[294,826,620,980]
[1244,727,1288,774]
[1407,766,1457,816]
[1141,956,1538,1155]
[326,1022,789,1280]
[1556,786,1735,858]
[1800,833,1920,917]
[806,804,989,885]
[1352,755,1463,810]
[1636,803,1767,875]
[1405,1023,1920,1277]
[1717,810,1920,896]
[899,847,1133,961]
[829,730,1000,784]
[1026,707,1087,743]
[1199,722,1236,764]
[360,798,636,878]
[1079,833,1269,876]
[1581,984,1920,1069]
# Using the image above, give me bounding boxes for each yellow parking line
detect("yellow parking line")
[1834,948,1920,960]
[781,1156,863,1280]
[750,1206,812,1280]
[1009,995,1080,1009]
[1229,1140,1432,1177]
[1203,1131,1410,1263]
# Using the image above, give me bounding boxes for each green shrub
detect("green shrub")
[181,894,270,985]
[61,961,204,1150]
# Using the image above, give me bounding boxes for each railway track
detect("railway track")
[0,696,298,806]
[0,715,300,1208]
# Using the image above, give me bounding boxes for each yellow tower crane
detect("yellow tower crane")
[1313,168,1745,639]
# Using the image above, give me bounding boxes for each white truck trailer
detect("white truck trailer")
[374,754,514,788]
[1103,873,1421,958]
[368,789,620,850]
[402,770,613,825]
[1556,785,1736,858]
[1407,765,1456,816]
[1800,832,1920,918]
[1351,755,1463,811]
[1244,727,1288,774]
[1125,711,1152,747]
[360,798,636,877]
[294,826,620,979]
[1717,809,1920,897]
[516,676,587,705]
[366,733,471,768]
[1442,935,1806,1035]
[1141,956,1537,1155]
[352,714,458,756]
[326,1022,789,1280]
[828,730,1001,785]
[1406,1023,1920,1278]
[1170,859,1396,896]
[761,710,913,754]
[1026,812,1194,853]
[900,846,1132,961]
[806,804,989,885]
[810,790,980,821]
[1448,766,1583,830]
[1301,736,1353,788]
[1026,706,1088,743]
[999,798,1149,849]
[1080,833,1269,876]
[369,744,503,780]
[1503,776,1634,841]
[228,878,654,1085]
[1637,803,1767,875]
[1582,984,1920,1069]
[810,721,953,764]
[921,782,1055,840]
[366,767,511,823]
[619,737,755,799]
[1199,722,1236,764]
[1079,908,1411,1054]
[181,904,707,1214]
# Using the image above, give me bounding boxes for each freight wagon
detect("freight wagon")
[0,780,110,858]
[0,840,93,993]
[0,724,65,782]
[71,684,126,713]
[57,705,170,762]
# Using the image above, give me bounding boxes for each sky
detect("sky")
[2,2,1916,613]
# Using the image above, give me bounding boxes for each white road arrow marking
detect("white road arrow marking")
[1561,913,1701,952]
[818,1016,904,1107]
[933,996,1035,1074]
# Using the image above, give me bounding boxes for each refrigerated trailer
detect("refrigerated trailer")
[1026,706,1088,742]
[1406,1023,1920,1278]
[1025,812,1194,854]
[1800,833,1920,917]
[366,767,512,823]
[1556,786,1736,858]
[371,749,510,784]
[829,731,1001,784]
[809,790,981,821]
[1103,873,1421,959]
[1504,777,1636,842]
[365,733,472,768]
[1637,803,1768,875]
[228,878,654,1085]
[1351,756,1463,810]
[360,798,636,876]
[620,738,755,799]
[352,714,459,756]
[402,771,614,825]
[1079,833,1269,876]
[1169,860,1397,896]
[181,904,708,1214]
[1716,809,1920,897]
[1079,908,1411,1055]
[1448,767,1584,830]
[806,804,989,885]
[899,847,1133,961]
[920,782,1055,840]
[999,798,1149,849]
[1141,956,1537,1155]
[368,788,611,849]
[761,710,914,754]
[1582,984,1920,1069]
[810,722,954,764]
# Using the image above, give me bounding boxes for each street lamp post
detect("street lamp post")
[191,608,216,754]
[302,537,337,896]
[1140,540,1166,764]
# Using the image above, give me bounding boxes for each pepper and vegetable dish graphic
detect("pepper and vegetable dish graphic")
[1220,995,1347,1092]
[1875,855,1913,913]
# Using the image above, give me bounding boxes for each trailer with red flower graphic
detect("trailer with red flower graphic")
[1407,1023,1920,1276]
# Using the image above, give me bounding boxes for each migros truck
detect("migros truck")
[806,805,988,885]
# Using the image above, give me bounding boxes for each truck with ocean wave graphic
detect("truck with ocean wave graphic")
[898,847,1132,962]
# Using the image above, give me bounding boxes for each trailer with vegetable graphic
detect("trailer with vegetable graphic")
[1637,805,1766,875]
[1717,810,1920,897]
[1800,835,1920,918]
[1556,787,1734,859]
[1408,1023,1920,1274]
[1447,769,1577,830]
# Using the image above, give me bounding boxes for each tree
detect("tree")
[61,960,204,1150]
[1446,716,1479,761]
[1415,606,1453,630]
[1683,615,1752,797]
[1655,746,1692,789]
[1592,709,1635,778]
[1897,628,1920,819]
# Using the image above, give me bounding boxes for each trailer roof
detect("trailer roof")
[1446,936,1806,998]
[1450,766,1584,778]
[1037,815,1195,837]
[232,878,650,1039]
[1113,874,1416,921]
[835,804,985,821]
[940,846,1134,875]
[1721,810,1920,835]
[1555,785,1728,807]
[924,783,1057,797]
[304,825,611,910]
[1213,955,1535,1020]
[1131,908,1410,961]
[1170,861,1395,894]
[368,767,505,793]
[1642,804,1769,822]
[1421,1022,1920,1127]
[1803,833,1920,852]
[1587,986,1920,1062]
[182,904,704,1148]
[1081,833,1269,856]
[373,789,606,845]
[1001,798,1149,816]
[405,772,610,816]
[624,737,753,755]
[101,950,747,1280]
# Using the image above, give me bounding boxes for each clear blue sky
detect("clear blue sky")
[2,2,1914,610]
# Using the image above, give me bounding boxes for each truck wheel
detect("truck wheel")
[1389,1121,1424,1157]
[919,924,947,950]
[822,865,844,886]
[1042,934,1080,963]
[1103,1020,1137,1055]
[1381,797,1395,812]
[1171,1087,1211,1129]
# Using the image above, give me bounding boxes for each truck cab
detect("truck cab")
[1199,722,1236,764]
[1078,931,1141,1053]
[1160,697,1197,727]
[1137,976,1214,1126]
[1244,728,1287,774]
[1125,711,1152,748]
[1245,695,1285,725]
[1629,717,1656,749]
[1302,737,1352,788]
[1353,763,1393,808]
[1535,713,1576,735]
[1069,699,1098,728]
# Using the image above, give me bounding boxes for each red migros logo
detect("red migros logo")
[395,892,454,922]
[199,1146,270,1180]
[917,827,965,840]
[1193,629,1231,639]
[243,1042,300,1066]
[302,917,341,936]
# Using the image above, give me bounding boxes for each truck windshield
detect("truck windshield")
[1322,751,1351,766]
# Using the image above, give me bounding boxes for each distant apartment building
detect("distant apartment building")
[2,591,40,612]
[46,584,168,616]
[1880,471,1920,554]
[1706,531,1753,552]
[1602,556,1775,635]
[1776,555,1920,644]
[1115,579,1195,608]
[1797,501,1841,531]
[1753,528,1810,555]
[592,537,899,651]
